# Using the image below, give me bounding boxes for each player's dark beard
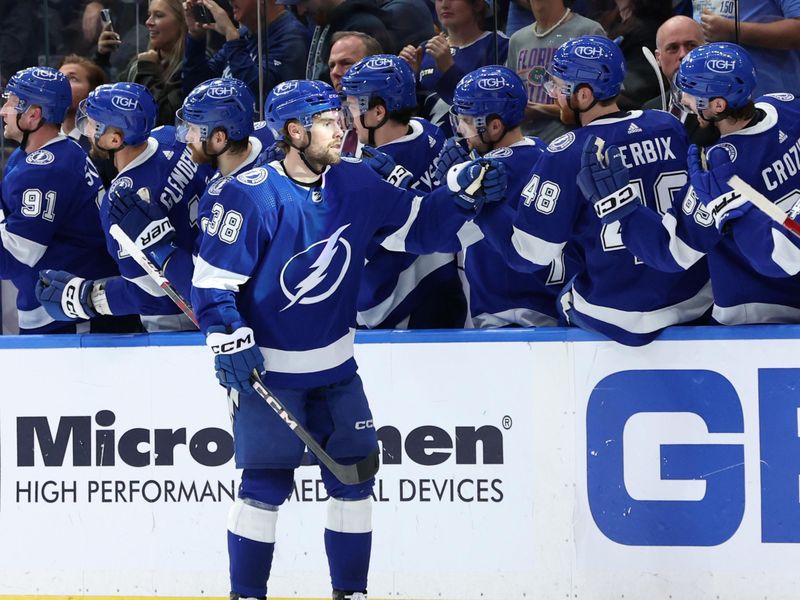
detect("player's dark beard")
[190,143,212,165]
[305,142,341,170]
[559,102,578,126]
[90,143,110,161]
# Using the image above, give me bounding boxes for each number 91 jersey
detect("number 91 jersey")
[511,110,712,346]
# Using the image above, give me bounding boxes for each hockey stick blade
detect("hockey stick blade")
[250,370,380,485]
[109,224,199,327]
[727,175,800,237]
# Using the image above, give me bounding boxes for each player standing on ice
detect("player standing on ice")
[579,43,800,324]
[0,66,123,333]
[190,79,507,600]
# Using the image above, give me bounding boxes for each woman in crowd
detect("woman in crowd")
[96,0,187,126]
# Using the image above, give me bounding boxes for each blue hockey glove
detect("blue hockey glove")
[358,145,413,188]
[687,144,748,231]
[108,186,176,267]
[259,141,285,164]
[449,157,508,212]
[578,134,640,224]
[206,323,265,395]
[36,269,98,321]
[433,137,470,185]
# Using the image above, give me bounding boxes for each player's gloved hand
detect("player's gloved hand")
[206,322,265,395]
[357,145,413,188]
[259,141,285,164]
[448,157,508,212]
[35,269,97,321]
[433,137,470,185]
[108,186,176,267]
[687,143,748,231]
[578,134,640,224]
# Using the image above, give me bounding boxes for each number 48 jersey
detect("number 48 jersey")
[509,110,712,345]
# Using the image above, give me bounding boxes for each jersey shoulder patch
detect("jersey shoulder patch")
[764,92,795,102]
[340,156,362,164]
[547,131,576,153]
[25,149,55,166]
[207,175,233,196]
[236,167,269,186]
[485,147,513,158]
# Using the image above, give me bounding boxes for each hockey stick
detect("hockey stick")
[108,223,200,327]
[727,175,800,237]
[642,46,667,112]
[250,370,380,484]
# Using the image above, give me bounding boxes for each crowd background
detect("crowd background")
[3,0,800,335]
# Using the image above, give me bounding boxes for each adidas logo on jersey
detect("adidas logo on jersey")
[779,130,788,143]
[428,135,437,148]
[162,150,174,160]
[627,123,642,134]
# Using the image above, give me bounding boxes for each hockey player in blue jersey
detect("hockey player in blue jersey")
[444,65,576,327]
[191,79,507,600]
[496,36,712,345]
[35,82,208,331]
[0,66,126,334]
[340,54,466,329]
[580,42,800,325]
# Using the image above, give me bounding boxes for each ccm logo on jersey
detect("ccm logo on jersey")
[355,420,375,430]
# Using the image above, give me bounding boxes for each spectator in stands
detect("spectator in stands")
[87,0,152,80]
[642,15,718,147]
[0,0,37,86]
[697,0,800,96]
[96,0,187,126]
[328,31,384,90]
[506,0,604,142]
[305,0,394,80]
[58,55,118,186]
[182,0,308,103]
[598,0,669,109]
[399,0,509,133]
[379,0,435,50]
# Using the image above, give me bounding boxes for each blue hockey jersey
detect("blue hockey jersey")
[192,158,479,388]
[619,96,800,325]
[463,137,576,327]
[356,117,466,329]
[506,110,712,345]
[0,135,119,332]
[99,133,208,331]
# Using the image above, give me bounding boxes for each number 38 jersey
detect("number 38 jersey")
[0,136,118,332]
[191,158,477,388]
[509,110,712,346]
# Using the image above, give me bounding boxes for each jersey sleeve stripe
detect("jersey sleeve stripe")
[192,256,250,291]
[380,195,423,253]
[770,228,800,276]
[571,280,713,334]
[457,220,485,249]
[17,305,55,330]
[713,302,800,325]
[125,274,167,297]
[0,225,48,267]
[663,212,706,269]
[259,328,356,374]
[511,226,565,266]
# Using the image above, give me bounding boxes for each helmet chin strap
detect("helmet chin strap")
[477,118,506,153]
[566,93,598,127]
[16,113,45,152]
[288,129,325,175]
[360,111,389,147]
[201,138,232,170]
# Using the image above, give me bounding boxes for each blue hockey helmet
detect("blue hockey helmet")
[2,66,72,124]
[176,78,255,143]
[77,82,157,145]
[674,42,756,111]
[545,35,625,101]
[265,79,344,138]
[340,54,417,114]
[452,66,527,131]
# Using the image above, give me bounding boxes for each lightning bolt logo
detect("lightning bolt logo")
[280,224,352,311]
